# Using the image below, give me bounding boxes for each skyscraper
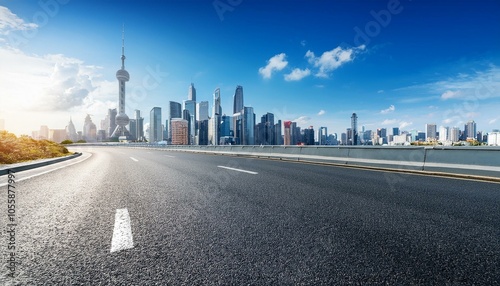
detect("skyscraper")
[111,28,131,139]
[261,112,275,145]
[241,106,255,145]
[210,88,222,145]
[197,101,209,121]
[188,83,196,101]
[284,121,291,145]
[183,100,196,144]
[107,108,117,138]
[83,114,97,142]
[233,85,244,114]
[171,118,188,145]
[425,123,437,141]
[351,113,358,145]
[66,117,78,142]
[393,127,400,136]
[439,126,449,142]
[318,127,328,145]
[465,120,476,139]
[135,110,144,141]
[150,107,162,142]
[168,101,182,141]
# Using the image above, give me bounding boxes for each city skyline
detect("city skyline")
[1,1,499,137]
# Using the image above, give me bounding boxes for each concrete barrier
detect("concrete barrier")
[423,147,500,177]
[115,144,500,179]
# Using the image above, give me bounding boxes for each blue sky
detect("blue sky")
[1,0,499,136]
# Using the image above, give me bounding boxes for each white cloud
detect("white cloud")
[380,105,395,114]
[0,6,38,35]
[441,90,462,100]
[318,110,326,116]
[284,68,310,81]
[0,46,116,135]
[258,53,288,79]
[399,121,413,129]
[489,118,498,125]
[377,90,384,94]
[381,119,398,125]
[300,40,306,47]
[314,84,324,88]
[293,116,311,126]
[306,45,365,78]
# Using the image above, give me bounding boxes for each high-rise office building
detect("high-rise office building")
[111,29,131,139]
[351,113,358,145]
[39,125,49,140]
[188,83,196,101]
[303,126,315,145]
[274,120,282,145]
[260,112,275,145]
[197,101,209,121]
[106,108,117,138]
[150,107,162,142]
[233,85,244,114]
[425,124,437,141]
[183,100,196,144]
[197,120,209,145]
[291,122,300,145]
[318,127,328,145]
[450,127,460,142]
[169,101,182,119]
[393,127,400,136]
[83,114,97,142]
[134,110,144,141]
[171,118,188,145]
[465,120,476,139]
[168,101,182,141]
[284,121,292,145]
[210,88,222,145]
[66,117,78,142]
[220,115,233,137]
[241,106,255,145]
[439,126,449,142]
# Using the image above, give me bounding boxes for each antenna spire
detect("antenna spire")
[121,24,125,69]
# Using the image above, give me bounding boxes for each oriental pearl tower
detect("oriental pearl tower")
[110,28,131,139]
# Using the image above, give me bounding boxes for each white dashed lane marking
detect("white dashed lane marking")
[110,208,134,253]
[217,166,258,175]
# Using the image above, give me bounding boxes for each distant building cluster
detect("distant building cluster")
[22,33,500,147]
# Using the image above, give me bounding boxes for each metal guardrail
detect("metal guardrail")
[0,152,82,176]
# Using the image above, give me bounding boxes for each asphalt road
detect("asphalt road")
[1,146,499,285]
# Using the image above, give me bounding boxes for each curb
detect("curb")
[0,152,82,176]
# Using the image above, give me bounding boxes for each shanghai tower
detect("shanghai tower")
[111,28,131,138]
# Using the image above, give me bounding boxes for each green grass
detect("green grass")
[0,131,71,164]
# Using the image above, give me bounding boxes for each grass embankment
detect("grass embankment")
[0,131,71,164]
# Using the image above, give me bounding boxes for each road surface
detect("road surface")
[1,146,499,284]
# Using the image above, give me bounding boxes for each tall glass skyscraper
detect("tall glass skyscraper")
[150,107,162,142]
[188,83,196,101]
[210,88,222,145]
[168,101,181,142]
[351,113,358,145]
[241,106,254,145]
[233,85,244,114]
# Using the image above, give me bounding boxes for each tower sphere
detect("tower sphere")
[116,69,130,81]
[115,113,130,126]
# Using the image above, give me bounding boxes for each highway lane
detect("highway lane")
[1,146,499,284]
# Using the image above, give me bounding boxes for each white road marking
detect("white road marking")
[163,155,176,158]
[0,153,92,187]
[110,208,134,253]
[130,157,138,162]
[217,166,258,175]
